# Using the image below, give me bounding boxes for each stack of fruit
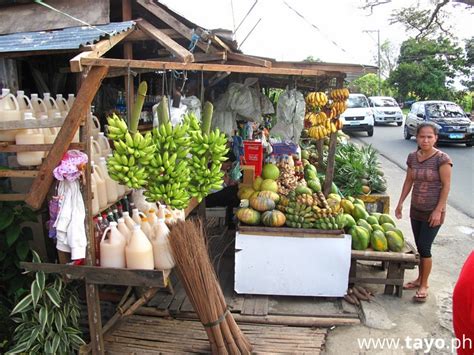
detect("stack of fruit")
[275,159,300,196]
[304,89,349,140]
[340,197,405,252]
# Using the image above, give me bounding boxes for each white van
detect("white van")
[340,93,374,136]
[368,96,403,126]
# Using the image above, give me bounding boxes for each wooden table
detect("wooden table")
[349,242,419,297]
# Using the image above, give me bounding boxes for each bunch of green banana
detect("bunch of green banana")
[106,113,128,141]
[188,127,229,202]
[106,130,155,189]
[144,121,191,209]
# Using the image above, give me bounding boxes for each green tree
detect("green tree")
[388,37,465,100]
[349,73,379,96]
[374,40,398,78]
[462,37,474,91]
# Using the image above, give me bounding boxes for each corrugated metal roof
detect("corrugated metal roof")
[0,21,135,53]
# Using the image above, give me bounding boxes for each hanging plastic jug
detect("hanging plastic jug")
[147,209,157,226]
[15,112,45,166]
[55,94,70,118]
[97,132,112,157]
[89,109,101,139]
[67,94,75,109]
[108,153,126,197]
[0,88,22,141]
[117,217,132,243]
[122,211,136,231]
[151,218,175,270]
[43,93,60,119]
[92,161,108,210]
[91,137,103,163]
[100,221,126,268]
[131,208,145,225]
[98,156,118,203]
[16,90,33,115]
[41,114,58,158]
[126,224,154,270]
[91,173,100,216]
[30,93,48,117]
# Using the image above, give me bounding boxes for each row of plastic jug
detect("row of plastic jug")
[100,207,175,271]
[91,158,130,216]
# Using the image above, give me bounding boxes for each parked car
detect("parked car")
[368,96,404,126]
[404,100,474,147]
[340,94,374,136]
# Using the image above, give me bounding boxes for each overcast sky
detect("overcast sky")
[161,0,474,66]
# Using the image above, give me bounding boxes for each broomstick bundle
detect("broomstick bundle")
[169,219,252,354]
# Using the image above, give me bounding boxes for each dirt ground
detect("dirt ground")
[323,153,473,354]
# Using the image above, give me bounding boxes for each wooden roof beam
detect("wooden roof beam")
[136,0,217,53]
[81,58,328,76]
[227,52,272,68]
[137,20,194,63]
[70,27,134,72]
[125,27,182,41]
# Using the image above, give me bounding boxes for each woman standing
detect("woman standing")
[395,122,452,302]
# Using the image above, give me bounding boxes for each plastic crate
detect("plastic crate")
[271,142,298,156]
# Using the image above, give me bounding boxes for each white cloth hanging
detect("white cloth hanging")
[53,180,87,259]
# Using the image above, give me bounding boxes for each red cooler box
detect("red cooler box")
[243,140,263,177]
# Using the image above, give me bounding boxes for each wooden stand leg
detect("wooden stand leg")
[349,259,357,283]
[384,262,403,296]
[85,282,104,355]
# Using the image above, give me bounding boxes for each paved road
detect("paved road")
[348,123,474,218]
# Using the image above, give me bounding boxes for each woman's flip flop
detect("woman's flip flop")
[413,291,428,303]
[403,281,420,290]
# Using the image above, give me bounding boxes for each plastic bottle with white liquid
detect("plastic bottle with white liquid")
[100,221,126,268]
[15,112,45,166]
[126,224,154,270]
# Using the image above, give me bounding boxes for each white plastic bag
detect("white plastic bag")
[272,89,305,143]
[181,95,202,120]
[212,110,236,136]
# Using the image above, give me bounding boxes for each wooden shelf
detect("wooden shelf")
[0,169,39,178]
[0,142,84,152]
[21,262,169,288]
[0,193,27,201]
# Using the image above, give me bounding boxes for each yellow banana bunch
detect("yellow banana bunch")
[188,127,229,202]
[306,92,328,108]
[308,125,329,140]
[332,101,348,115]
[330,88,350,101]
[335,118,343,130]
[106,113,129,141]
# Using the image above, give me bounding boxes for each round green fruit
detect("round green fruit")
[261,164,280,180]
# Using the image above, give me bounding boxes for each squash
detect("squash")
[249,196,275,212]
[236,208,261,225]
[261,210,286,227]
[258,191,280,203]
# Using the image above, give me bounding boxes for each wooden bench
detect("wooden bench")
[349,242,419,297]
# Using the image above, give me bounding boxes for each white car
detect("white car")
[340,94,374,136]
[368,96,404,126]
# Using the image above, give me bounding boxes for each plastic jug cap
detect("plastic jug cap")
[40,114,48,120]
[53,112,62,118]
[99,132,105,137]
[31,93,38,99]
[2,88,10,95]
[44,93,50,98]
[122,211,129,217]
[24,112,34,120]
[109,221,117,227]
[56,94,63,99]
[17,90,24,96]
[118,218,125,223]
[133,224,141,231]
[68,94,74,98]
[99,157,106,162]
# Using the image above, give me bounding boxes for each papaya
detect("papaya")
[253,176,263,191]
[304,164,317,173]
[328,193,341,202]
[340,199,355,214]
[366,215,379,225]
[346,196,355,203]
[386,231,404,252]
[372,224,385,233]
[353,198,365,206]
[343,214,356,229]
[352,204,369,221]
[350,226,370,250]
[238,186,255,200]
[371,230,388,251]
[305,170,318,181]
[295,185,313,196]
[379,213,396,226]
[381,223,396,233]
[370,212,382,220]
[307,179,322,193]
[331,182,338,194]
[391,228,404,241]
[357,219,373,233]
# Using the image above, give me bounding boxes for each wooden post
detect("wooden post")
[316,139,324,170]
[25,65,109,209]
[323,132,338,196]
[123,0,134,123]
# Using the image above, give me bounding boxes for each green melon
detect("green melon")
[261,164,280,180]
[260,179,278,193]
[253,176,263,191]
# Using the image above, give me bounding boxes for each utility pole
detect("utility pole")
[364,29,381,96]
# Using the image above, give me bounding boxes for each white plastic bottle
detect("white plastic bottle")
[97,157,118,204]
[117,217,132,243]
[91,173,100,216]
[147,209,157,226]
[92,161,108,210]
[108,153,126,197]
[43,93,60,119]
[150,218,175,271]
[16,90,33,115]
[15,112,45,166]
[97,132,112,157]
[0,88,21,141]
[132,208,144,225]
[100,221,126,268]
[126,224,154,270]
[140,216,153,240]
[30,94,48,118]
[89,111,101,139]
[55,94,70,117]
[122,211,136,231]
[67,93,75,108]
